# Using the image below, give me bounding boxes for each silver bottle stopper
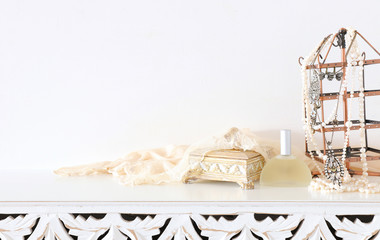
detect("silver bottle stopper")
[280,129,291,156]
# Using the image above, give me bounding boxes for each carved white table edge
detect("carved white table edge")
[1,170,380,239]
[1,201,380,240]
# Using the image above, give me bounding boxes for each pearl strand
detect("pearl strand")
[302,36,338,189]
[307,28,353,191]
[358,58,368,180]
[339,28,359,182]
[346,27,370,186]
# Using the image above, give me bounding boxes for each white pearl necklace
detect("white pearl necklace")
[301,27,380,193]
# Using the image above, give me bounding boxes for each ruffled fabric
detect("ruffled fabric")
[55,145,189,186]
[55,127,276,186]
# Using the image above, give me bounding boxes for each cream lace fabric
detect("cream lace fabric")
[55,127,276,186]
[55,145,189,185]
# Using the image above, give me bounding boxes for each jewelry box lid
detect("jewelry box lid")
[190,149,262,160]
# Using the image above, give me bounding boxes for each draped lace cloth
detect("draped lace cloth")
[55,127,276,186]
[55,145,189,185]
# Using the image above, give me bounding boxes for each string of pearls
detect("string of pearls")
[302,35,335,162]
[339,28,357,183]
[302,35,334,183]
[302,28,380,193]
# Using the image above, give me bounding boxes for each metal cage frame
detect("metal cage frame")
[300,28,380,176]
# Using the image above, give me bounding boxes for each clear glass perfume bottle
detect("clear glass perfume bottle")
[260,130,312,187]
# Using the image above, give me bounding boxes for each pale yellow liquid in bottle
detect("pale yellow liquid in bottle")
[260,155,312,187]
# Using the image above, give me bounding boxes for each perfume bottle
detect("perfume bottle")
[260,130,312,187]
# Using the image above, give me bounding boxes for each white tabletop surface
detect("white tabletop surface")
[2,170,380,202]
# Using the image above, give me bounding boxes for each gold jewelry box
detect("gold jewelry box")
[182,149,265,189]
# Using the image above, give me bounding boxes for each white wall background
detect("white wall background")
[1,0,380,170]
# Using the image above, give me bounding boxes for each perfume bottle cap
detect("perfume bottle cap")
[281,129,291,155]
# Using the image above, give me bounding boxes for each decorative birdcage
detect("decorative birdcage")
[300,28,380,178]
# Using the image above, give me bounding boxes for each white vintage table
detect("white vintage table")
[1,170,380,240]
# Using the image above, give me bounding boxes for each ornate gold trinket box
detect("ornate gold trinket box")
[183,149,265,189]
